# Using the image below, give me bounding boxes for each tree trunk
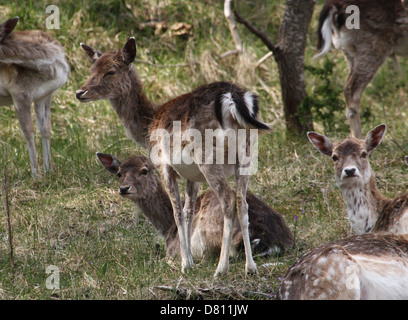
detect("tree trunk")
[275,0,315,135]
[235,0,315,136]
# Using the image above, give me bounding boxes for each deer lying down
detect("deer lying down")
[0,17,69,176]
[316,0,408,138]
[277,126,408,300]
[277,232,408,300]
[97,153,293,261]
[308,124,408,235]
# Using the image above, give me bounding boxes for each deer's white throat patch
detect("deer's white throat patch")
[341,187,377,234]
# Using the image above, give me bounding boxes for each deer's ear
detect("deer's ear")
[121,37,136,65]
[97,152,121,175]
[365,124,386,154]
[80,43,103,63]
[0,17,19,42]
[307,132,333,156]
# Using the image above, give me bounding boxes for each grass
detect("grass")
[1,0,408,300]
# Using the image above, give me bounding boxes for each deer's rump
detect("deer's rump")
[149,81,269,134]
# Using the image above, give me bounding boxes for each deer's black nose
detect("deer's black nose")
[344,167,356,176]
[75,90,86,99]
[119,186,130,195]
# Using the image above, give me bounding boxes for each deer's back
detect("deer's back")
[149,82,245,133]
[325,0,406,30]
[0,30,65,62]
[0,30,68,101]
[322,0,408,54]
[277,233,408,300]
[373,193,408,234]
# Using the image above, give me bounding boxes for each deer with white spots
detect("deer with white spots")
[0,17,69,176]
[277,232,408,299]
[316,0,408,138]
[76,38,270,276]
[276,126,408,299]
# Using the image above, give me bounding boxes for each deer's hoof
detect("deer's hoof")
[246,262,258,275]
[181,256,194,273]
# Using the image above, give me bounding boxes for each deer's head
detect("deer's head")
[76,37,137,102]
[97,153,158,201]
[307,124,386,189]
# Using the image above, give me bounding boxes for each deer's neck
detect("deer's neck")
[340,176,390,234]
[109,68,156,149]
[134,181,175,238]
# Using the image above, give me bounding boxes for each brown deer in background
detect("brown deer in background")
[0,17,69,176]
[307,124,408,235]
[97,153,293,261]
[76,38,270,276]
[316,0,408,138]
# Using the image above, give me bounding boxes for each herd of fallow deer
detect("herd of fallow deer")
[1,0,408,299]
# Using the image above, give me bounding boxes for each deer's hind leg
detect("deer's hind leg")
[344,47,391,138]
[198,163,236,277]
[235,167,257,275]
[184,180,200,254]
[13,96,38,176]
[34,94,52,172]
[160,164,194,272]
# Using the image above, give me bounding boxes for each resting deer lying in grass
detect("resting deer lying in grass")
[0,17,69,176]
[277,232,408,299]
[277,134,408,299]
[308,124,408,235]
[316,0,408,138]
[97,153,293,261]
[76,38,270,276]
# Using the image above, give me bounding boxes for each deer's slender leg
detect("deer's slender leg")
[34,95,52,172]
[344,50,390,139]
[198,163,236,277]
[13,96,38,176]
[235,168,257,274]
[235,133,257,274]
[160,164,194,272]
[183,180,200,253]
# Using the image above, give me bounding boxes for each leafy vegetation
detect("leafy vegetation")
[0,0,408,299]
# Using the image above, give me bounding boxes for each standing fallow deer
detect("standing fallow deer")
[97,153,293,261]
[0,17,69,176]
[316,0,408,138]
[307,124,408,235]
[76,37,270,276]
[277,232,408,299]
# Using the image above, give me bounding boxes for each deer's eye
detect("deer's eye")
[140,168,148,175]
[332,155,339,162]
[104,70,115,77]
[361,151,368,159]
